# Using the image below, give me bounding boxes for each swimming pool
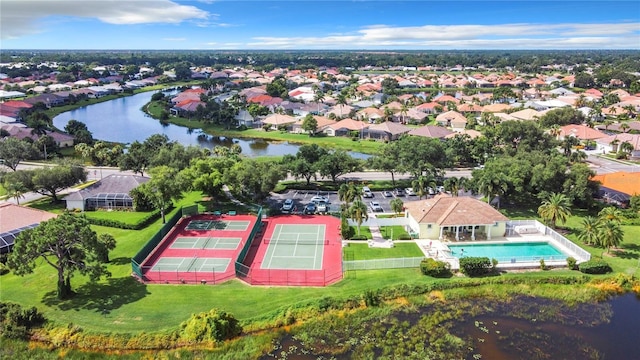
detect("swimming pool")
[447,242,569,263]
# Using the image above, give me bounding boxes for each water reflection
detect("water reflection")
[52,91,370,159]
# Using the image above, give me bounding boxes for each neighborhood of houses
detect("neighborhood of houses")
[1,62,640,158]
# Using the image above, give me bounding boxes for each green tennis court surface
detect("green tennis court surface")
[185,219,250,231]
[170,237,242,250]
[261,224,326,270]
[151,257,231,273]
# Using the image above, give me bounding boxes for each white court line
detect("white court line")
[266,225,282,269]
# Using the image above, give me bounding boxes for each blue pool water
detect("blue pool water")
[448,242,568,262]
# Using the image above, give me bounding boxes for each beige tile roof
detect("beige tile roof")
[404,195,509,226]
[0,203,57,233]
[367,121,411,135]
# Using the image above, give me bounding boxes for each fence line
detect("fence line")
[506,220,591,262]
[343,257,424,271]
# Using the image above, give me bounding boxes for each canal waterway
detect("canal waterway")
[53,91,369,158]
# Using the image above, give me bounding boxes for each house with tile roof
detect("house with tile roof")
[408,125,454,139]
[64,174,150,211]
[558,124,608,141]
[404,195,510,241]
[0,203,57,253]
[435,110,467,131]
[366,121,411,141]
[595,133,640,158]
[291,115,336,134]
[262,113,297,130]
[592,172,640,207]
[325,118,368,137]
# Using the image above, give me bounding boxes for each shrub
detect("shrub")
[578,259,612,274]
[539,259,547,270]
[179,309,242,343]
[566,257,577,270]
[350,235,368,240]
[0,302,46,340]
[459,257,493,277]
[398,234,412,240]
[420,258,452,278]
[85,209,161,230]
[362,290,380,307]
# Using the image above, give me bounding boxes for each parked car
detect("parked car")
[310,195,329,204]
[394,188,405,196]
[281,199,294,212]
[382,190,393,197]
[370,201,383,212]
[436,186,446,194]
[428,187,435,195]
[316,200,328,213]
[362,186,373,198]
[303,203,317,214]
[405,187,416,196]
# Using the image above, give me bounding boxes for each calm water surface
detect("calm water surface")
[53,91,369,159]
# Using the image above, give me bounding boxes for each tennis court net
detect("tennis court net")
[264,238,329,245]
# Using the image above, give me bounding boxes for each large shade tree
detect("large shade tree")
[7,213,112,299]
[138,165,188,223]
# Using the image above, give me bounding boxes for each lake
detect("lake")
[53,91,369,159]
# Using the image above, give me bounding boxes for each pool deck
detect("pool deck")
[415,233,588,271]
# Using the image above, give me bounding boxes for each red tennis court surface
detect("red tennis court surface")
[238,215,343,286]
[140,214,256,284]
[140,213,343,286]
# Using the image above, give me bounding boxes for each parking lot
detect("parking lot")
[271,188,424,214]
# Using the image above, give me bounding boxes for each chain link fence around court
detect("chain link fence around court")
[140,266,235,285]
[235,261,343,286]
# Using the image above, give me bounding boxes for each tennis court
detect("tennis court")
[261,224,326,270]
[151,257,231,273]
[185,219,250,231]
[170,236,242,250]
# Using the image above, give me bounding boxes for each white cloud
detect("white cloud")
[1,0,209,39]
[246,23,640,49]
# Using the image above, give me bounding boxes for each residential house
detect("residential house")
[291,115,336,134]
[64,174,150,211]
[234,110,256,127]
[592,172,640,207]
[0,203,57,253]
[404,195,509,241]
[435,110,467,132]
[558,124,608,141]
[366,121,411,141]
[325,118,368,137]
[408,125,454,139]
[596,133,640,158]
[509,108,544,121]
[262,113,297,130]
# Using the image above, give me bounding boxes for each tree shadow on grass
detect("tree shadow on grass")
[613,250,639,260]
[42,276,149,314]
[622,243,640,252]
[109,257,132,266]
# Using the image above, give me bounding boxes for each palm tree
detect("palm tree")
[412,175,437,199]
[619,122,630,133]
[562,136,580,157]
[4,181,27,205]
[549,124,561,140]
[598,207,623,224]
[477,173,509,208]
[537,192,572,229]
[569,150,588,163]
[619,141,634,159]
[390,198,404,215]
[603,119,613,131]
[400,102,409,124]
[598,221,624,253]
[444,176,460,196]
[576,216,600,246]
[349,200,369,236]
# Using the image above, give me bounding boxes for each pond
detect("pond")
[261,293,640,359]
[52,91,369,159]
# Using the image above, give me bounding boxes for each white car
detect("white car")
[362,186,374,198]
[436,186,446,194]
[310,195,329,204]
[370,201,383,212]
[281,199,294,212]
[405,188,416,196]
[316,200,328,213]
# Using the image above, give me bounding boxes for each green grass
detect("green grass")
[351,226,372,239]
[380,225,410,240]
[82,209,157,225]
[343,242,424,260]
[0,183,6,197]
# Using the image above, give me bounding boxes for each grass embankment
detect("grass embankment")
[146,101,384,155]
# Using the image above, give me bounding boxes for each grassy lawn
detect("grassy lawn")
[380,225,410,240]
[343,242,424,260]
[82,209,157,225]
[350,226,372,239]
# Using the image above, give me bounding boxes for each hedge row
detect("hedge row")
[578,259,613,274]
[86,209,161,230]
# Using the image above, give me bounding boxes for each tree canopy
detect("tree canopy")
[7,213,112,299]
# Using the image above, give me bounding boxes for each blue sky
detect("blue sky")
[1,1,639,50]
